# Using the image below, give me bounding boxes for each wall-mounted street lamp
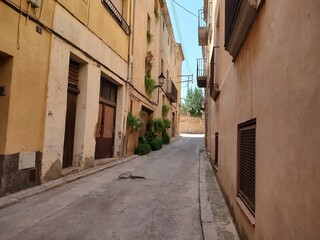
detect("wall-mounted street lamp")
[153,72,166,106]
[154,72,166,88]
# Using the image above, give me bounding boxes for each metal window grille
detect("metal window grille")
[101,0,131,36]
[238,119,256,214]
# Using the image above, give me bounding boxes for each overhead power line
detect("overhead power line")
[171,0,198,18]
[170,0,193,74]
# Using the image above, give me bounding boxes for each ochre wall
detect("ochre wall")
[0,2,53,154]
[206,0,320,239]
[57,0,129,61]
[180,116,205,134]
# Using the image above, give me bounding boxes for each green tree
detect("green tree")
[181,87,204,117]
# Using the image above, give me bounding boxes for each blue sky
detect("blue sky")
[166,0,203,102]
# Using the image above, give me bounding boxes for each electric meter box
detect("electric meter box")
[27,0,42,8]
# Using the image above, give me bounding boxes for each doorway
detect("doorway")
[63,60,80,168]
[172,112,175,137]
[95,77,117,159]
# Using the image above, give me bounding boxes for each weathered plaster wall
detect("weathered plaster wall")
[42,2,129,180]
[206,0,320,239]
[56,0,129,61]
[42,37,69,181]
[53,4,129,80]
[180,116,205,134]
[0,2,52,155]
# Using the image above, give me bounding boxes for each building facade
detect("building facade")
[126,0,183,155]
[0,0,182,196]
[200,0,320,239]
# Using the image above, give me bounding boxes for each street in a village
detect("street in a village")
[0,135,238,240]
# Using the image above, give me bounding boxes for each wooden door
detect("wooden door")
[172,112,175,137]
[95,77,117,159]
[63,60,79,168]
[63,89,77,168]
[95,103,115,159]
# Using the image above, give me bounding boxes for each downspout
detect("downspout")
[121,0,135,158]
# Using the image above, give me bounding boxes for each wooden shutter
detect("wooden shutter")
[239,119,256,214]
[215,132,219,167]
[68,60,80,93]
[225,0,241,45]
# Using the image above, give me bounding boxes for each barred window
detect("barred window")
[238,119,256,214]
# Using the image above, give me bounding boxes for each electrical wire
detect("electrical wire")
[171,0,198,18]
[169,0,193,75]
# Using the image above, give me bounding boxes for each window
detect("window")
[147,14,151,32]
[214,132,219,168]
[224,0,260,59]
[238,119,256,215]
[224,0,241,44]
[209,47,219,101]
[154,0,160,20]
[100,77,117,104]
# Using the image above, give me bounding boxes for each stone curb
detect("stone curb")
[198,141,240,240]
[0,155,139,209]
[199,143,218,240]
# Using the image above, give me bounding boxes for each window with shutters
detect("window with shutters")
[238,119,256,215]
[214,132,219,168]
[224,0,263,59]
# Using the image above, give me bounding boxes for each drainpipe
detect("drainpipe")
[121,0,135,158]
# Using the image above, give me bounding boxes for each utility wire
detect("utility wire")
[170,0,193,74]
[171,0,198,18]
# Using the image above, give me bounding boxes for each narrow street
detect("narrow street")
[0,136,238,240]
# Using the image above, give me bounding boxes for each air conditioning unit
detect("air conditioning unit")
[27,0,42,8]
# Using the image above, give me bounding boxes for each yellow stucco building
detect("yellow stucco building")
[0,0,182,196]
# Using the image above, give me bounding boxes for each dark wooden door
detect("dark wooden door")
[95,103,115,159]
[63,89,77,168]
[63,60,79,168]
[172,112,175,137]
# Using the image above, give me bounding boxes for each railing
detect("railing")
[197,58,207,88]
[198,9,207,29]
[165,80,178,103]
[197,58,207,78]
[101,0,131,36]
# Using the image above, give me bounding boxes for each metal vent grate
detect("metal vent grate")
[239,119,256,214]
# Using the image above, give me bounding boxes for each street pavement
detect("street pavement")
[0,135,239,240]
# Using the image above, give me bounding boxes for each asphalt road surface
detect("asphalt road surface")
[0,135,205,240]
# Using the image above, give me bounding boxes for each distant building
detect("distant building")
[0,0,182,196]
[126,0,184,155]
[199,0,320,239]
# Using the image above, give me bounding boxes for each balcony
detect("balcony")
[198,9,209,46]
[197,58,207,88]
[165,80,178,103]
[102,0,131,36]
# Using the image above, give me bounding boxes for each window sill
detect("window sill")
[236,197,255,226]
